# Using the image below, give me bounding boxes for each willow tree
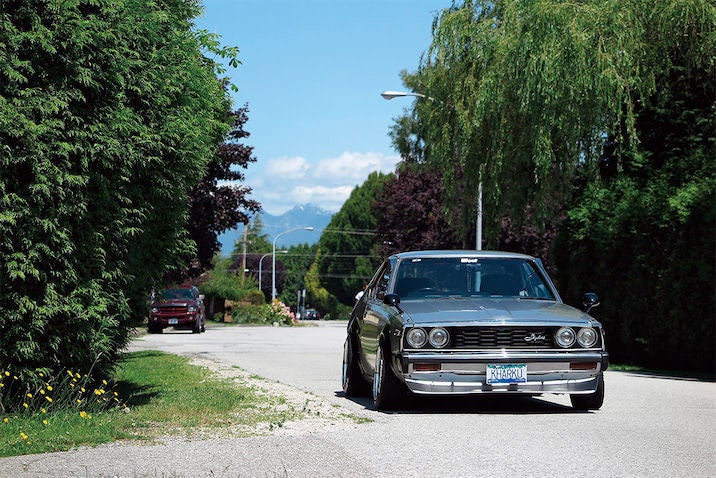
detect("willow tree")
[399,0,715,248]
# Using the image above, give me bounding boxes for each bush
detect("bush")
[230,301,294,326]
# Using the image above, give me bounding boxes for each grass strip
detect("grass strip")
[0,350,292,457]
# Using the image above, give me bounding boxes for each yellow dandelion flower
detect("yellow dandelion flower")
[76,399,82,403]
[20,432,28,440]
[4,371,9,376]
[70,383,75,388]
[81,387,86,393]
[45,397,52,403]
[114,392,118,396]
[79,411,87,418]
[0,383,4,388]
[38,373,44,378]
[46,385,53,392]
[3,417,9,423]
[23,403,28,408]
[39,390,45,395]
[72,378,77,383]
[13,376,18,380]
[26,393,32,398]
[94,389,101,396]
[42,419,48,426]
[41,408,46,414]
[102,380,108,385]
[67,370,74,377]
[75,373,81,379]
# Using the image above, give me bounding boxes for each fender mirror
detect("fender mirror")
[582,292,600,313]
[383,294,401,307]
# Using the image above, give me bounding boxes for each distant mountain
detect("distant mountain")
[218,204,333,256]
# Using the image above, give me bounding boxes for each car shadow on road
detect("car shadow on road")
[336,391,578,415]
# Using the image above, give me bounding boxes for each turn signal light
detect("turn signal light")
[570,362,597,370]
[413,363,441,372]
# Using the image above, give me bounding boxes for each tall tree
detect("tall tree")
[400,0,715,248]
[394,0,714,371]
[375,165,461,256]
[182,105,260,280]
[0,0,238,379]
[315,172,386,305]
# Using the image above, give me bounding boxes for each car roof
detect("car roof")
[390,250,536,261]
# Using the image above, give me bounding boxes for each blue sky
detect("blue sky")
[196,0,447,215]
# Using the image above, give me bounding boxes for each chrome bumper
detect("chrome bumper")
[400,350,607,395]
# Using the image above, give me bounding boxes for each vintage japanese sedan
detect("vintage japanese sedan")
[342,250,608,411]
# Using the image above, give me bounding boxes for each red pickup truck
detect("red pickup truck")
[148,286,206,334]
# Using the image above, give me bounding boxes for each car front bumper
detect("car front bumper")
[149,313,197,328]
[400,350,608,395]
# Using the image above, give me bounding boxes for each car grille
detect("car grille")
[452,327,555,349]
[156,306,188,315]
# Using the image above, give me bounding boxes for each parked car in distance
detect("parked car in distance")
[305,308,320,320]
[342,250,609,411]
[148,286,205,334]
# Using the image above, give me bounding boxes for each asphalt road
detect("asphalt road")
[1,322,714,477]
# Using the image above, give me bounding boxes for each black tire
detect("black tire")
[570,373,605,410]
[342,336,370,397]
[147,324,162,334]
[373,340,405,411]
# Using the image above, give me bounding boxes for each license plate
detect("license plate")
[486,364,527,384]
[168,318,178,325]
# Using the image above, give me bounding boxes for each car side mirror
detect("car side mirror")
[383,294,401,307]
[582,292,600,313]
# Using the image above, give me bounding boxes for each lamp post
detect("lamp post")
[272,227,314,302]
[259,250,286,292]
[381,89,482,250]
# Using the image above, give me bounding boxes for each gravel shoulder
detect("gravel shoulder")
[0,353,372,477]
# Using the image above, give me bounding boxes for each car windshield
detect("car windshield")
[163,288,194,300]
[393,257,555,300]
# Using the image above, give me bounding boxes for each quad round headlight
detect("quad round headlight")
[555,327,576,348]
[406,328,428,348]
[577,327,598,348]
[428,327,450,348]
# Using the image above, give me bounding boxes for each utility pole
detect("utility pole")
[240,225,248,284]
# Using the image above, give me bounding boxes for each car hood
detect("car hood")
[154,300,195,307]
[398,298,600,327]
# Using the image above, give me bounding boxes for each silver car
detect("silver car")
[342,250,609,410]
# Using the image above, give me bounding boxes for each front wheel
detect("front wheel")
[373,341,405,411]
[342,336,370,397]
[570,374,605,410]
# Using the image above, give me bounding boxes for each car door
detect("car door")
[358,261,393,376]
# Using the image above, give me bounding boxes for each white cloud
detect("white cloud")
[264,156,310,180]
[244,151,401,215]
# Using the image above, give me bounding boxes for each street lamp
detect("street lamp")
[272,227,314,302]
[381,89,482,250]
[259,250,286,292]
